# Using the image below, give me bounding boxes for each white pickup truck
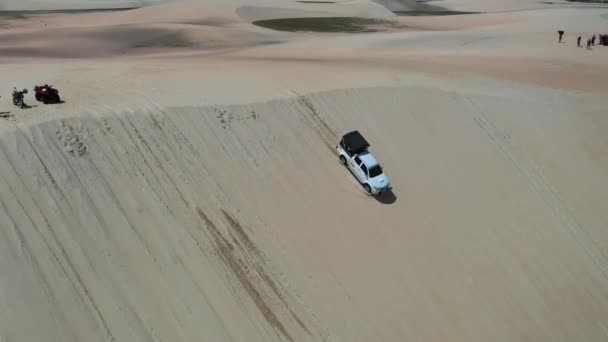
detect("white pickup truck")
[336,130,390,195]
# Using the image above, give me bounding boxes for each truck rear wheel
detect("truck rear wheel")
[339,156,347,165]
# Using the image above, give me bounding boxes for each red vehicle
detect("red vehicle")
[34,84,61,104]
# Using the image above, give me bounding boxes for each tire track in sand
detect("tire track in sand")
[291,91,339,153]
[196,207,322,342]
[468,97,608,280]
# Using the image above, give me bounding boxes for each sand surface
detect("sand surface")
[1,0,608,341]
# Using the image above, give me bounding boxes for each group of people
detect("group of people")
[559,30,605,49]
[579,34,603,50]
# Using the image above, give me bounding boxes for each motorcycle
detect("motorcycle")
[12,88,27,108]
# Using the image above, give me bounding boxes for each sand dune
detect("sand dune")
[1,0,608,341]
[0,0,167,11]
[0,0,395,59]
[2,82,608,342]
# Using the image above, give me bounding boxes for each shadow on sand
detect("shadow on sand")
[43,100,66,105]
[373,188,397,205]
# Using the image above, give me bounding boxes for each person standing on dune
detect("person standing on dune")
[577,36,582,47]
[558,30,564,43]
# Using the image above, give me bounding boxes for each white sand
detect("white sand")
[1,1,608,341]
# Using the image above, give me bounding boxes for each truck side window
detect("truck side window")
[361,164,368,174]
[354,156,362,165]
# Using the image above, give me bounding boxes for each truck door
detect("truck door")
[359,164,369,182]
[349,156,366,182]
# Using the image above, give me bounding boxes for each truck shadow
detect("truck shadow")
[373,189,397,205]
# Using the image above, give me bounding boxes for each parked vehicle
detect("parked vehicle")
[34,84,61,104]
[600,34,608,46]
[336,130,390,195]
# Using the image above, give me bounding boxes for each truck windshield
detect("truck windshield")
[369,165,383,177]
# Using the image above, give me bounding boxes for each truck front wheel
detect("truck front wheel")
[364,184,372,193]
[339,156,347,165]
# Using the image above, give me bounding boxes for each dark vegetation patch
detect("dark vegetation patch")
[393,10,480,16]
[0,7,136,19]
[252,16,400,33]
[564,0,608,3]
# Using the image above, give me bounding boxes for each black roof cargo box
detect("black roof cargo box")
[340,130,369,154]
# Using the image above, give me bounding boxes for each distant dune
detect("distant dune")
[1,0,608,341]
[0,0,167,11]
